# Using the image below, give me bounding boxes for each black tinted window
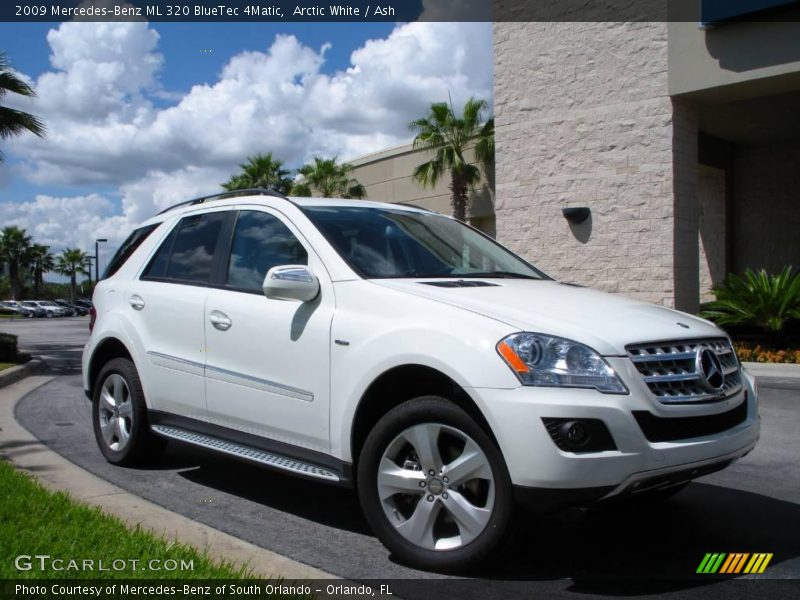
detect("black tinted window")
[143,212,226,284]
[226,210,308,292]
[103,224,157,279]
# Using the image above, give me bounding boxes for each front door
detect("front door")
[204,208,334,453]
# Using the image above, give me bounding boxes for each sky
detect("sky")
[0,20,493,274]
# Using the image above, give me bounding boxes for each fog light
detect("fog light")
[559,421,590,449]
[542,417,617,453]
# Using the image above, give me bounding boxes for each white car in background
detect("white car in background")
[24,300,67,318]
[82,190,760,571]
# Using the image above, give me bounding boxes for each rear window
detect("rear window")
[103,224,158,279]
[142,212,227,285]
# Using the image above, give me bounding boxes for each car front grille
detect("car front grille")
[626,338,742,404]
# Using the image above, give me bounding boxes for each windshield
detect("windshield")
[22,302,36,307]
[304,206,548,280]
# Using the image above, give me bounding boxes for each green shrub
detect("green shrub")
[0,333,17,362]
[701,267,800,333]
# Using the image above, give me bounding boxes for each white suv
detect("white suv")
[82,189,759,571]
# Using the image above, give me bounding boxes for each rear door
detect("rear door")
[128,208,232,422]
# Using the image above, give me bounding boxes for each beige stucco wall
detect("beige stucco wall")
[733,141,800,274]
[669,21,800,101]
[348,143,495,234]
[494,22,700,310]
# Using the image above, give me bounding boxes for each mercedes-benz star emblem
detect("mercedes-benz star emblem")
[696,348,725,391]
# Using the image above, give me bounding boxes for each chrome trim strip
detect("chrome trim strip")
[146,351,204,374]
[205,364,314,402]
[146,351,314,402]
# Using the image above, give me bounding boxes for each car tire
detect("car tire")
[25,312,33,319]
[45,311,54,318]
[357,396,514,572]
[92,358,166,466]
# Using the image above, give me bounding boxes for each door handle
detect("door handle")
[129,295,145,311]
[209,310,232,331]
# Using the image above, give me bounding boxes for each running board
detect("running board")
[151,425,341,482]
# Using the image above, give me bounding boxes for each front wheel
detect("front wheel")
[357,396,514,572]
[92,357,165,466]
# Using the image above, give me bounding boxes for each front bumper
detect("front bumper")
[468,360,760,498]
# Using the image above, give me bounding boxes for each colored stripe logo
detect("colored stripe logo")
[697,552,773,574]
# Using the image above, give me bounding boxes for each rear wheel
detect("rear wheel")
[357,396,514,572]
[92,358,165,466]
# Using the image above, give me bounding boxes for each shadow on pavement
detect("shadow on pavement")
[176,450,371,535]
[175,452,799,592]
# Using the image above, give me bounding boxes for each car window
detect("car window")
[103,224,158,279]
[142,212,226,284]
[226,210,308,293]
[304,206,546,279]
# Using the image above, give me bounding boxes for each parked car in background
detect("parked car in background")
[4,300,42,317]
[54,299,87,316]
[70,300,92,315]
[23,300,67,318]
[0,301,32,318]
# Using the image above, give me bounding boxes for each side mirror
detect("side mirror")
[263,265,320,302]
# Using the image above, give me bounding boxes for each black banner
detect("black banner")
[4,0,800,23]
[2,579,800,600]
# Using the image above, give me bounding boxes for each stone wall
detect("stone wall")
[733,141,800,274]
[493,22,696,309]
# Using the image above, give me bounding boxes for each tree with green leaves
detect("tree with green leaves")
[409,97,494,222]
[0,226,32,300]
[292,156,366,199]
[0,52,45,163]
[28,243,54,299]
[222,153,294,194]
[55,248,91,303]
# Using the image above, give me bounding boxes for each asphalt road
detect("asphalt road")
[2,318,799,600]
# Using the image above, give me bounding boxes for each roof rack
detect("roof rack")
[157,188,292,215]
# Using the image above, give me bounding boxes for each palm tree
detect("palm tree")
[293,156,366,199]
[0,226,32,300]
[0,52,45,163]
[409,97,494,222]
[55,248,91,303]
[28,244,54,299]
[222,153,294,194]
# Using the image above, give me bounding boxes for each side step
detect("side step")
[151,425,340,482]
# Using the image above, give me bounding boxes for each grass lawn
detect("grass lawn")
[0,362,16,372]
[0,461,250,579]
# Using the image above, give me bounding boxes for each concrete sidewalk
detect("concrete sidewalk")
[743,361,800,379]
[0,375,335,580]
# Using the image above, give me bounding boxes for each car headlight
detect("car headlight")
[497,332,627,394]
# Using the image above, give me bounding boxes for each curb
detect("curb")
[0,358,44,390]
[0,374,337,580]
[742,362,800,380]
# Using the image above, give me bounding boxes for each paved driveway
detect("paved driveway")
[2,319,799,599]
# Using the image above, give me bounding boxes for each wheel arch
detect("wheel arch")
[349,363,497,468]
[87,337,134,400]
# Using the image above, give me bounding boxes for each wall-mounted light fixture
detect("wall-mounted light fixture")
[561,207,591,225]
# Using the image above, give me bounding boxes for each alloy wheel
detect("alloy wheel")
[377,423,495,551]
[97,373,134,452]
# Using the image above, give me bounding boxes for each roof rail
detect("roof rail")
[157,188,292,215]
